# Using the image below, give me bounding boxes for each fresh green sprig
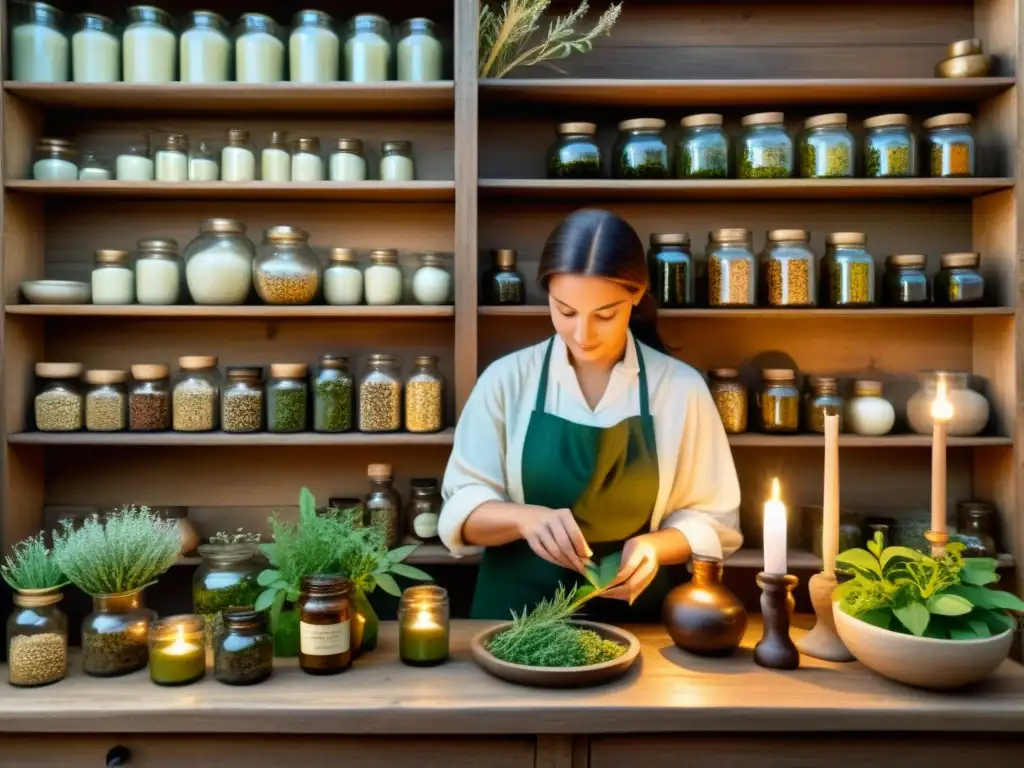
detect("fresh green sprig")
[1,534,67,591]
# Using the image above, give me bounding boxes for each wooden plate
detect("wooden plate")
[470,620,641,688]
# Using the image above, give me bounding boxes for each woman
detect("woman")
[440,209,742,621]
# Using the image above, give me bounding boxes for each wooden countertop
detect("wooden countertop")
[3,619,1024,735]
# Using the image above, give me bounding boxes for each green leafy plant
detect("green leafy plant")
[479,0,622,79]
[51,505,180,596]
[835,532,1024,640]
[1,534,67,591]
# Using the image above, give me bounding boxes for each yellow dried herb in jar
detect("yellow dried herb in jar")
[759,369,800,433]
[708,369,747,434]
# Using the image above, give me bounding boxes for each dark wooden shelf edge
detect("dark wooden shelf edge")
[479,306,1015,318]
[6,305,456,318]
[7,430,456,446]
[728,435,1013,447]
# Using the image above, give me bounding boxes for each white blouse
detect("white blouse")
[439,332,743,560]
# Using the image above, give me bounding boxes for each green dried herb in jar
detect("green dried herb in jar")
[799,113,854,178]
[739,112,792,179]
[613,118,670,179]
[863,113,916,178]
[314,355,353,432]
[546,122,602,179]
[677,113,728,179]
[267,363,308,433]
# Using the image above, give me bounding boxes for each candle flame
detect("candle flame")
[931,378,954,422]
[176,625,185,644]
[770,477,781,502]
[412,608,439,630]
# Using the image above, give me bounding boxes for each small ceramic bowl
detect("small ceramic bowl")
[936,54,993,78]
[20,280,91,305]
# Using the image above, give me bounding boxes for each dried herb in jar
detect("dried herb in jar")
[680,145,727,179]
[930,143,972,177]
[315,376,352,432]
[866,145,911,177]
[269,387,306,432]
[740,146,791,179]
[9,633,67,687]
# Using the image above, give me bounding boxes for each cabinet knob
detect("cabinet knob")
[106,746,132,766]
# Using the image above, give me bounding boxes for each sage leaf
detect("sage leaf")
[949,585,1024,611]
[927,593,973,616]
[894,602,930,636]
[387,544,419,564]
[257,569,281,587]
[254,587,278,612]
[389,563,432,581]
[374,572,402,597]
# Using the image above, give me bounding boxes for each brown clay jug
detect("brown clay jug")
[663,556,748,656]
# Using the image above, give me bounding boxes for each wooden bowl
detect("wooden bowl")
[470,620,640,688]
[20,279,91,305]
[935,54,993,78]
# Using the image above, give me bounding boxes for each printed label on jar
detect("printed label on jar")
[300,620,351,656]
[413,512,439,539]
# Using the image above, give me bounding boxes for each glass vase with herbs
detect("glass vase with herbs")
[739,112,792,179]
[483,248,526,305]
[547,122,602,178]
[365,463,402,548]
[677,113,728,179]
[613,118,670,179]
[193,530,263,652]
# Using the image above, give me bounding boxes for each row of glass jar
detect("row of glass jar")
[11,4,443,84]
[34,133,417,182]
[649,229,987,308]
[33,354,447,434]
[548,112,975,180]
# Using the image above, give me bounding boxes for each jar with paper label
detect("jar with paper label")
[762,229,815,306]
[759,369,800,433]
[155,134,188,182]
[92,250,134,305]
[359,355,401,432]
[407,479,441,542]
[822,232,874,306]
[298,575,352,675]
[397,18,441,81]
[255,226,321,305]
[935,252,986,306]
[33,139,78,181]
[412,253,451,305]
[314,355,353,433]
[924,113,974,177]
[221,129,256,182]
[648,233,694,308]
[364,249,403,305]
[35,363,83,432]
[806,376,844,433]
[323,248,363,305]
[72,13,118,83]
[235,13,284,83]
[799,113,854,178]
[380,141,415,181]
[267,363,308,433]
[547,122,602,179]
[291,137,324,182]
[329,138,367,181]
[116,139,154,181]
[180,10,229,83]
[345,13,391,82]
[184,218,255,305]
[739,112,792,179]
[707,229,755,307]
[129,364,170,431]
[84,370,128,432]
[123,6,176,83]
[173,356,220,432]
[864,113,916,178]
[79,152,111,180]
[708,369,747,434]
[135,238,180,305]
[221,367,263,433]
[188,141,218,181]
[883,254,929,306]
[613,118,670,179]
[11,2,68,82]
[678,114,729,179]
[290,10,339,83]
[261,130,290,182]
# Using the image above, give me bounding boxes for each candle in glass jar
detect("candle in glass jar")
[763,478,787,575]
[149,616,205,686]
[399,585,449,666]
[930,377,954,553]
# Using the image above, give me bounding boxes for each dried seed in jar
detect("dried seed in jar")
[767,259,810,306]
[801,144,851,178]
[712,389,747,434]
[359,380,400,432]
[222,390,263,433]
[82,629,148,676]
[86,390,126,432]
[709,258,752,306]
[173,381,217,431]
[129,392,170,431]
[255,272,319,305]
[867,145,910,177]
[761,393,799,432]
[931,143,972,177]
[405,379,443,433]
[35,392,83,432]
[830,261,872,305]
[9,633,67,686]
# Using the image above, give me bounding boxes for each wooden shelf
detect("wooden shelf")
[479,306,1015,319]
[2,81,456,113]
[7,305,455,318]
[729,435,1013,448]
[8,430,455,446]
[176,540,474,566]
[725,549,1014,570]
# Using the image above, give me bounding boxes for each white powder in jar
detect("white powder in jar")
[186,242,253,304]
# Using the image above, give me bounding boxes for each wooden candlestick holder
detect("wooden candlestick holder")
[795,571,854,662]
[754,572,800,670]
[926,529,949,559]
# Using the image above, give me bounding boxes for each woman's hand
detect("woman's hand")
[516,506,592,573]
[603,534,660,603]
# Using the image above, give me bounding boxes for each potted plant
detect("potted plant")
[832,532,1024,689]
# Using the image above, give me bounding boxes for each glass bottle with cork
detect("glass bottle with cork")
[677,113,728,179]
[365,463,402,547]
[405,356,444,434]
[613,118,670,179]
[298,575,352,675]
[863,113,915,178]
[805,376,844,434]
[484,249,526,305]
[648,233,694,308]
[799,113,854,178]
[266,363,309,433]
[221,366,264,433]
[738,112,792,179]
[129,363,170,431]
[923,113,974,178]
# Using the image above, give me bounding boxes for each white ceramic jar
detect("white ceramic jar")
[323,248,363,305]
[183,218,255,305]
[221,129,256,181]
[344,13,391,83]
[329,138,367,181]
[188,141,219,180]
[396,18,442,82]
[92,250,134,304]
[364,249,403,305]
[291,137,324,182]
[261,130,291,182]
[289,10,339,83]
[123,5,176,83]
[846,380,895,437]
[11,2,68,82]
[79,152,111,180]
[234,13,284,83]
[380,141,415,181]
[907,371,991,437]
[412,252,451,305]
[135,238,181,305]
[72,13,119,83]
[116,140,154,181]
[154,134,189,182]
[180,10,230,83]
[33,139,78,180]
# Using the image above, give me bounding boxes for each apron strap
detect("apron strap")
[534,338,556,412]
[635,337,651,419]
[536,336,652,417]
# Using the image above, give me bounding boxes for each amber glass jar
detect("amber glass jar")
[708,368,747,435]
[806,376,844,433]
[298,574,352,675]
[759,369,800,433]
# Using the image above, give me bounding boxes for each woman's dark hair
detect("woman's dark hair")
[537,208,667,353]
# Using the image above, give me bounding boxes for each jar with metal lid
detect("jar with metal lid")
[84,369,127,432]
[359,354,401,433]
[299,575,352,674]
[135,238,180,305]
[847,380,895,437]
[184,218,255,305]
[761,229,815,306]
[79,151,111,180]
[314,355,353,433]
[485,249,526,305]
[344,13,390,83]
[129,363,170,431]
[759,369,800,433]
[11,1,68,82]
[935,252,985,306]
[91,249,134,305]
[708,369,747,435]
[924,113,974,177]
[739,112,792,179]
[405,355,444,433]
[397,17,441,82]
[412,252,452,305]
[188,140,218,181]
[806,376,844,434]
[365,464,401,546]
[267,363,308,433]
[648,233,694,308]
[291,137,324,182]
[864,113,916,177]
[222,128,256,182]
[822,232,875,306]
[291,9,340,83]
[215,609,273,685]
[956,501,998,558]
[72,12,118,83]
[221,367,263,433]
[115,137,154,181]
[235,13,284,83]
[677,114,728,179]
[33,138,78,180]
[883,254,930,306]
[323,248,363,305]
[255,226,321,305]
[180,10,229,83]
[799,113,854,178]
[364,249,403,305]
[7,586,68,687]
[547,122,602,179]
[154,134,188,182]
[123,5,175,82]
[613,118,670,179]
[173,355,220,432]
[380,141,415,181]
[407,478,441,542]
[35,362,83,432]
[329,138,367,181]
[707,229,756,307]
[261,130,290,182]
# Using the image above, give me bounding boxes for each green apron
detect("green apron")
[471,337,676,622]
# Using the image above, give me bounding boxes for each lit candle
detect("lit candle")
[931,377,954,554]
[149,615,206,686]
[822,414,840,577]
[763,478,788,576]
[398,585,449,666]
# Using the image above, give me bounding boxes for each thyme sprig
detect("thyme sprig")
[1,534,67,591]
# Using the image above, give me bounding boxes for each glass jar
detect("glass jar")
[173,355,220,432]
[129,363,170,431]
[907,370,990,436]
[864,113,916,178]
[73,12,118,83]
[359,354,402,432]
[235,13,284,83]
[412,252,452,305]
[956,501,998,558]
[81,588,156,676]
[924,113,974,177]
[149,615,205,686]
[822,232,875,306]
[806,376,844,434]
[255,226,321,305]
[707,228,756,307]
[314,355,353,433]
[267,363,308,433]
[154,133,188,182]
[180,10,229,84]
[188,140,218,181]
[215,608,273,685]
[184,219,256,305]
[79,150,111,180]
[91,249,134,305]
[762,229,815,306]
[547,122,602,179]
[407,478,442,542]
[364,249,404,305]
[33,138,78,180]
[759,369,800,433]
[799,113,854,178]
[847,380,895,437]
[330,138,367,181]
[380,140,415,181]
[739,112,792,179]
[193,542,263,651]
[135,237,181,305]
[613,118,670,179]
[84,369,127,432]
[677,113,729,179]
[397,17,442,81]
[35,362,83,432]
[115,138,154,180]
[323,247,363,305]
[7,588,68,687]
[12,1,68,82]
[935,252,985,306]
[485,248,526,305]
[123,5,176,83]
[221,128,256,182]
[882,254,929,306]
[399,585,449,666]
[405,355,444,433]
[291,10,340,83]
[221,366,264,433]
[647,233,694,308]
[261,129,290,182]
[708,368,747,435]
[291,136,324,182]
[366,463,401,547]
[344,13,390,83]
[299,574,352,675]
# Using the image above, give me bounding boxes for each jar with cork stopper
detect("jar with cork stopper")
[72,12,118,83]
[221,367,264,433]
[91,250,134,305]
[359,355,401,433]
[924,113,974,177]
[324,248,363,305]
[365,464,401,547]
[329,138,367,181]
[883,254,930,306]
[739,112,792,178]
[822,232,875,306]
[847,380,895,437]
[405,356,444,433]
[708,369,747,435]
[154,134,188,181]
[267,363,308,433]
[291,137,324,182]
[806,376,844,434]
[412,253,452,305]
[707,229,756,307]
[35,363,84,432]
[221,129,256,182]
[799,113,855,178]
[935,252,985,306]
[261,131,290,182]
[613,118,670,178]
[547,122,602,179]
[7,586,68,687]
[33,139,78,180]
[129,363,171,431]
[173,355,220,432]
[254,226,321,305]
[364,249,403,305]
[380,141,415,181]
[648,233,694,308]
[188,141,218,181]
[184,218,255,305]
[314,355,353,433]
[677,113,729,178]
[864,113,916,178]
[485,249,526,305]
[762,229,815,307]
[758,369,800,433]
[84,369,128,432]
